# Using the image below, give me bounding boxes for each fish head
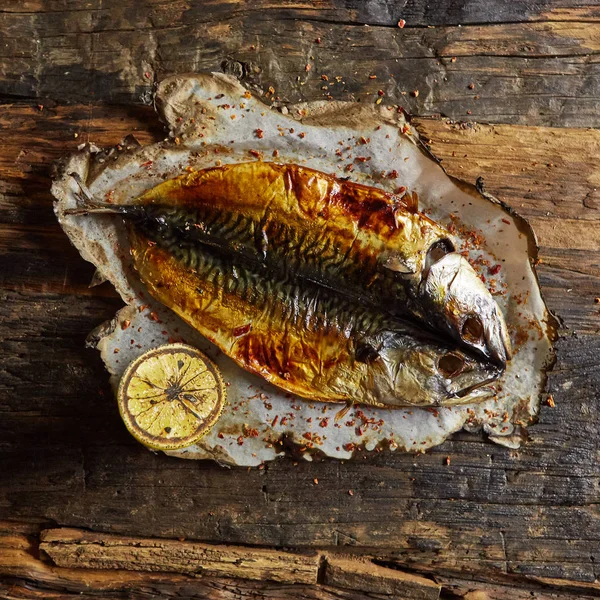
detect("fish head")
[420,248,512,365]
[373,332,503,407]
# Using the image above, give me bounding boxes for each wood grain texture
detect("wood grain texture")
[4,523,600,599]
[0,524,386,600]
[324,556,440,599]
[2,1,600,598]
[39,527,320,584]
[1,2,600,126]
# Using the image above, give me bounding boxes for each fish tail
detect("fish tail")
[63,172,130,216]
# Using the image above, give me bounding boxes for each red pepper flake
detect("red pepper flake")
[378,89,385,96]
[141,160,153,167]
[468,82,475,90]
[303,432,313,441]
[321,74,329,81]
[451,56,457,62]
[243,91,252,99]
[502,218,511,225]
[299,132,306,139]
[313,478,319,485]
[305,63,312,72]
[272,149,279,157]
[271,415,279,427]
[37,104,44,111]
[547,395,556,408]
[348,489,354,496]
[445,456,451,465]
[344,442,355,451]
[489,264,502,275]
[315,37,321,43]
[359,136,370,145]
[280,417,288,426]
[397,19,406,28]
[345,164,354,172]
[319,418,329,428]
[255,128,264,139]
[237,436,244,446]
[218,432,224,439]
[149,311,160,322]
[243,425,259,438]
[113,348,120,354]
[388,170,399,179]
[368,74,377,79]
[138,305,148,313]
[248,149,262,158]
[121,320,131,330]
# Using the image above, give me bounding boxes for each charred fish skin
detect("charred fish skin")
[134,162,512,365]
[128,219,502,408]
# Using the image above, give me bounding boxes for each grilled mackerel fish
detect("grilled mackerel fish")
[66,162,508,407]
[132,162,511,364]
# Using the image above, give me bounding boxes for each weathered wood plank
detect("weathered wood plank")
[0,525,382,600]
[39,527,320,584]
[1,2,600,126]
[324,556,440,599]
[2,1,600,596]
[3,523,600,600]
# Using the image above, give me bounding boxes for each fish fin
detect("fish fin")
[334,400,354,423]
[63,173,126,216]
[399,190,418,213]
[64,204,124,216]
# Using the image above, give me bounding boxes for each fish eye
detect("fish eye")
[423,238,455,278]
[462,315,484,344]
[437,353,465,379]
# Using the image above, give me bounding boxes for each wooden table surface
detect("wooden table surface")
[2,2,600,599]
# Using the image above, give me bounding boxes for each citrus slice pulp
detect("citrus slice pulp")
[117,343,225,450]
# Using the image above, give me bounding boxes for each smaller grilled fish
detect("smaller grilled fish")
[127,226,501,408]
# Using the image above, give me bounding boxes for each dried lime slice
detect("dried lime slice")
[117,343,225,450]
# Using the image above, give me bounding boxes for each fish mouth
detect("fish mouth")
[437,350,504,401]
[448,377,499,400]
